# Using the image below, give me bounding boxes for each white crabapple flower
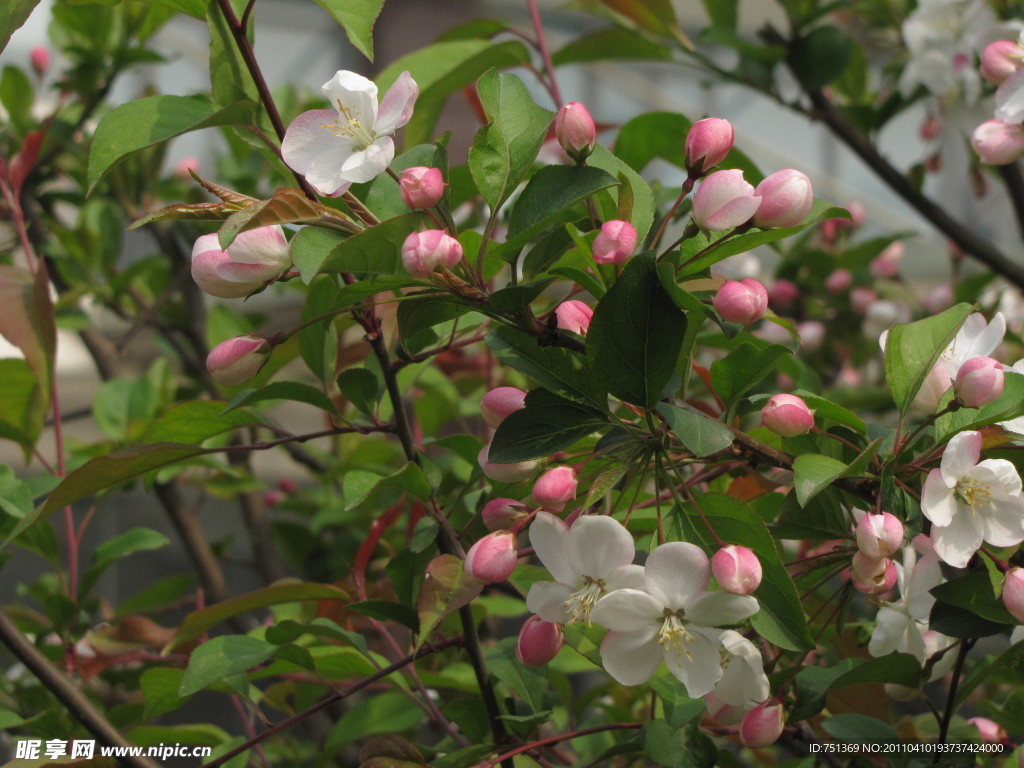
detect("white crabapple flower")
[869,545,947,664]
[921,430,1024,568]
[191,225,291,299]
[708,630,769,711]
[589,542,759,695]
[526,512,644,626]
[282,71,418,196]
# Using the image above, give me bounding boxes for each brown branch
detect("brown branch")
[997,162,1024,242]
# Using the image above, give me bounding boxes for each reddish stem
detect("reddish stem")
[526,0,563,106]
[480,722,642,767]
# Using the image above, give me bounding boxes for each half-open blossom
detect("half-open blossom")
[589,542,758,693]
[401,230,463,278]
[856,512,904,559]
[592,220,637,264]
[282,70,418,196]
[526,511,644,626]
[710,630,769,709]
[753,169,813,228]
[869,546,949,664]
[713,279,768,326]
[684,118,734,177]
[692,169,759,231]
[191,226,291,299]
[955,356,1004,407]
[555,300,593,335]
[851,553,897,595]
[481,387,527,429]
[921,430,1024,568]
[206,335,269,386]
[399,166,444,209]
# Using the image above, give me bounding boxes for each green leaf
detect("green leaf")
[312,0,384,60]
[701,0,738,29]
[641,720,716,768]
[587,143,655,242]
[207,0,258,109]
[0,266,55,431]
[0,359,45,447]
[377,40,532,147]
[930,571,1018,625]
[928,600,1011,639]
[774,486,850,540]
[790,25,854,92]
[225,381,337,415]
[0,0,41,55]
[141,400,263,444]
[0,465,33,522]
[327,692,424,751]
[337,368,380,416]
[80,527,169,597]
[506,165,618,241]
[1,66,33,131]
[821,713,900,744]
[92,377,158,441]
[793,453,848,507]
[587,252,686,408]
[710,341,791,410]
[884,303,972,415]
[791,654,921,721]
[88,96,251,193]
[416,555,482,650]
[595,0,684,40]
[490,388,607,463]
[657,403,733,458]
[552,28,672,65]
[137,0,205,17]
[936,372,1024,442]
[954,641,1024,709]
[649,676,705,729]
[397,295,471,352]
[348,599,419,631]
[469,70,553,211]
[486,325,604,407]
[179,635,277,696]
[305,213,428,277]
[484,637,550,714]
[141,667,192,720]
[168,581,350,648]
[793,390,867,434]
[615,112,691,173]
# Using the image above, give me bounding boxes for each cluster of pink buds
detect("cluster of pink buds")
[401,230,463,278]
[712,545,762,595]
[714,279,768,326]
[761,394,815,437]
[554,102,597,163]
[691,167,813,232]
[850,511,903,594]
[954,356,1004,407]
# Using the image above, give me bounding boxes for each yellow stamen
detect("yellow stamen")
[563,576,606,624]
[658,608,695,664]
[956,477,991,515]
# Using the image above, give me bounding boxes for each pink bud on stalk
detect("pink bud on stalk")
[753,169,813,228]
[761,394,815,437]
[980,40,1023,84]
[481,498,530,532]
[399,166,444,210]
[870,242,903,279]
[692,169,759,231]
[554,102,597,162]
[465,531,518,583]
[516,615,564,665]
[856,512,904,559]
[954,356,1005,407]
[191,226,292,299]
[401,230,463,278]
[739,700,786,749]
[481,387,527,429]
[712,545,763,595]
[684,117,735,177]
[851,552,897,594]
[825,269,852,295]
[971,120,1024,166]
[713,279,768,326]
[592,220,638,264]
[206,335,269,386]
[555,300,594,335]
[767,279,799,310]
[1002,567,1024,623]
[478,445,538,483]
[532,466,578,512]
[30,46,50,77]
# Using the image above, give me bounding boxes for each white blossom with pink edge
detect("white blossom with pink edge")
[589,542,758,694]
[526,512,644,626]
[921,430,1024,568]
[282,70,418,197]
[191,225,291,299]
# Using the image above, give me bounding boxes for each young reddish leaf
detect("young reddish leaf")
[0,265,56,413]
[8,128,46,197]
[217,187,360,248]
[416,554,482,649]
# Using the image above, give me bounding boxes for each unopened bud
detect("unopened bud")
[850,286,877,314]
[206,335,269,386]
[968,717,1007,743]
[481,387,527,429]
[482,498,530,531]
[798,321,825,352]
[532,466,577,513]
[465,531,518,583]
[516,615,563,665]
[1003,568,1024,623]
[30,46,50,77]
[400,166,444,210]
[851,553,897,594]
[971,120,1024,166]
[191,226,291,299]
[955,356,1004,407]
[767,279,799,311]
[856,512,904,559]
[824,268,851,295]
[554,102,597,162]
[754,169,814,228]
[555,300,593,335]
[401,230,463,278]
[713,279,768,326]
[592,220,638,264]
[692,169,759,231]
[478,445,538,483]
[684,118,734,177]
[712,545,762,595]
[981,40,1023,84]
[761,394,814,437]
[870,242,903,279]
[739,699,785,749]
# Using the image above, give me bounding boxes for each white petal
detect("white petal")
[931,514,983,569]
[303,142,359,196]
[643,542,709,610]
[604,564,646,591]
[715,631,769,705]
[589,589,662,631]
[599,628,663,685]
[191,233,222,261]
[905,555,942,622]
[526,581,572,624]
[528,511,576,586]
[375,71,418,134]
[976,459,1023,495]
[921,470,957,527]
[567,515,636,581]
[996,69,1024,123]
[281,109,342,175]
[685,592,759,626]
[941,431,981,481]
[321,70,378,124]
[999,415,1024,435]
[980,497,1024,547]
[340,137,395,183]
[215,259,283,285]
[229,226,289,267]
[960,312,1006,360]
[663,626,723,698]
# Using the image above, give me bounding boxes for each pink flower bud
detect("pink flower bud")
[30,46,50,77]
[278,478,298,493]
[478,445,538,483]
[971,120,1024,166]
[554,102,597,162]
[798,321,825,352]
[753,169,813,228]
[465,531,518,583]
[739,700,785,749]
[532,466,577,512]
[482,498,531,531]
[712,545,762,595]
[856,512,904,559]
[851,553,897,594]
[981,40,1023,84]
[713,279,768,326]
[767,279,799,311]
[174,157,200,179]
[870,242,903,279]
[191,226,291,299]
[692,169,759,231]
[263,490,284,507]
[206,335,269,386]
[592,220,637,264]
[761,394,814,437]
[955,356,1004,407]
[1002,567,1024,623]
[684,117,735,177]
[555,300,593,335]
[399,166,445,210]
[401,230,463,278]
[850,286,877,314]
[481,387,527,429]
[968,717,1007,743]
[516,615,564,665]
[825,268,852,295]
